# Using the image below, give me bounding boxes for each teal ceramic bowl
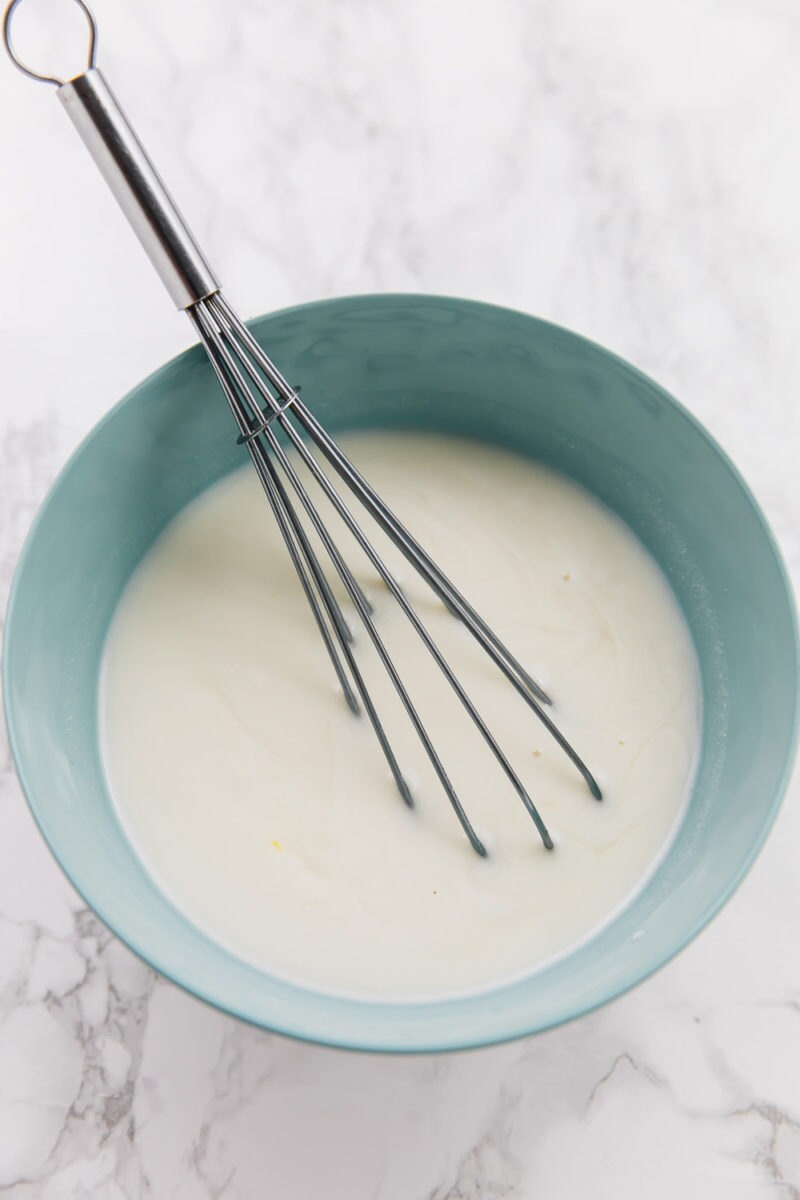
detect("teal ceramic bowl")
[4,295,798,1051]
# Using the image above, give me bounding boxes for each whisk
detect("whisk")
[3,0,601,856]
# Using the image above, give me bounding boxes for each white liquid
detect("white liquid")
[102,434,700,998]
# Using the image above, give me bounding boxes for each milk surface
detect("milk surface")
[102,433,700,997]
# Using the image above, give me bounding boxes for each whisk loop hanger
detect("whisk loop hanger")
[3,0,602,856]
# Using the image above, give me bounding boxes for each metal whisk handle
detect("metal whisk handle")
[59,69,219,309]
[3,0,219,309]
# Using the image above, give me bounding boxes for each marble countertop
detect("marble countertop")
[1,0,799,1196]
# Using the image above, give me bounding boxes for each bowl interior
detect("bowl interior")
[4,294,798,1050]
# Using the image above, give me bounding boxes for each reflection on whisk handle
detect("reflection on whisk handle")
[58,67,219,309]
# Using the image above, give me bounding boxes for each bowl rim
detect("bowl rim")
[4,291,799,1053]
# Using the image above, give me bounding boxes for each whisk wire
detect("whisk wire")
[197,296,561,853]
[209,294,600,808]
[193,297,490,854]
[189,302,417,817]
[186,309,355,703]
[212,293,557,713]
[255,400,554,852]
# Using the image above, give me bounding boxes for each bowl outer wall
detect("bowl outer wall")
[3,293,799,1052]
